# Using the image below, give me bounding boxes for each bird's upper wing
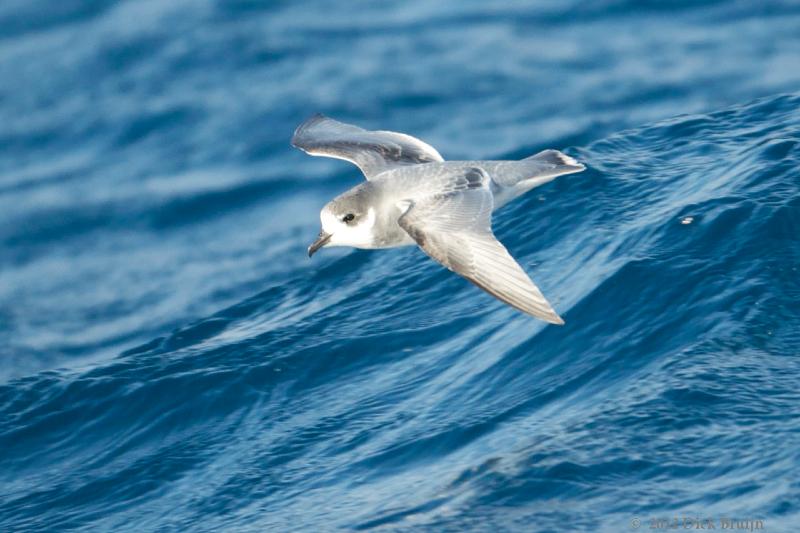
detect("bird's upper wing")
[292,114,444,180]
[397,179,564,324]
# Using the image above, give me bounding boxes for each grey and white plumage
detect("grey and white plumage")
[293,114,585,324]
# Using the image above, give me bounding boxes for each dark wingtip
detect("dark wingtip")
[292,113,329,148]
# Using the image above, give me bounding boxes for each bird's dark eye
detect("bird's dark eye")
[342,213,355,223]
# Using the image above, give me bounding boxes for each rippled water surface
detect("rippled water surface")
[1,1,799,531]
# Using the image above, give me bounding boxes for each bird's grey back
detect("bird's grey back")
[373,154,581,200]
[348,151,584,245]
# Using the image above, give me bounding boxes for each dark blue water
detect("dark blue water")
[2,1,800,531]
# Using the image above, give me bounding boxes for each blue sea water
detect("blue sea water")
[1,0,800,531]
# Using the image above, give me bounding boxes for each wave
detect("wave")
[2,92,799,531]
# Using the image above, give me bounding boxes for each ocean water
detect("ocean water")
[1,1,799,531]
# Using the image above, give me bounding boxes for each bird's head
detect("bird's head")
[308,190,377,256]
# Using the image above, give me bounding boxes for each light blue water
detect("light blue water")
[1,1,799,531]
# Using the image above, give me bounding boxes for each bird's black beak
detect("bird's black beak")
[308,231,332,257]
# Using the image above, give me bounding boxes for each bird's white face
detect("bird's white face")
[308,205,377,256]
[322,206,376,247]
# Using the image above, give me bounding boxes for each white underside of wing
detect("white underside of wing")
[292,114,444,179]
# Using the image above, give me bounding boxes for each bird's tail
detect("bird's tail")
[489,149,585,205]
[518,149,586,186]
[524,149,584,170]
